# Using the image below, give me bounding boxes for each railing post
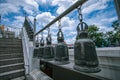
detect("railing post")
[33,17,36,47]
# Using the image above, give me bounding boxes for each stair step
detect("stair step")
[0,47,22,50]
[0,54,23,60]
[0,49,23,53]
[0,42,22,45]
[0,44,22,48]
[0,58,24,66]
[0,38,25,80]
[0,52,23,55]
[0,39,22,46]
[0,69,25,80]
[0,38,21,42]
[0,63,24,73]
[0,41,22,45]
[0,51,23,54]
[11,76,25,80]
[0,63,24,68]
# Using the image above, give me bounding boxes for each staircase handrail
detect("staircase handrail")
[26,17,34,29]
[21,27,30,74]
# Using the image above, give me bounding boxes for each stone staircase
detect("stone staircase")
[0,38,26,80]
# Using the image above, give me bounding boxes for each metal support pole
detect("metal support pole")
[33,18,36,47]
[35,0,87,36]
[114,0,120,24]
[0,15,1,25]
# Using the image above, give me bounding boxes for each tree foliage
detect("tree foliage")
[87,25,105,47]
[111,20,120,46]
[87,21,120,47]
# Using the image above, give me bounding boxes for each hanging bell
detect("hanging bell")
[33,38,39,58]
[38,37,44,58]
[55,29,69,64]
[35,37,39,47]
[43,32,54,59]
[74,22,101,73]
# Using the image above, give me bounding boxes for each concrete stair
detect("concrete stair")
[0,69,25,80]
[0,38,26,80]
[0,54,23,60]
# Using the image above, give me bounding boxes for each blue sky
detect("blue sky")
[0,0,118,44]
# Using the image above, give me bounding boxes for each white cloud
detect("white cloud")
[61,17,77,31]
[25,0,38,9]
[12,16,25,28]
[82,0,109,14]
[52,0,77,14]
[36,12,55,27]
[0,3,19,15]
[14,16,25,21]
[30,0,117,44]
[35,11,78,44]
[0,0,117,44]
[86,17,114,32]
[35,0,49,4]
[101,16,117,23]
[0,0,39,15]
[65,36,76,44]
[99,25,114,32]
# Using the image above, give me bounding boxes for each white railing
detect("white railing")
[22,27,33,74]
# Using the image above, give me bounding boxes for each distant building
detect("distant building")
[0,25,15,38]
[0,25,4,38]
[4,30,15,38]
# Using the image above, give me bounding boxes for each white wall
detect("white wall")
[69,47,120,80]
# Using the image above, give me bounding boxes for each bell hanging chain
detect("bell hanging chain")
[36,35,39,42]
[77,6,84,31]
[40,32,44,44]
[57,19,64,42]
[58,19,61,30]
[41,32,43,38]
[48,27,50,35]
[46,27,52,45]
[77,6,83,23]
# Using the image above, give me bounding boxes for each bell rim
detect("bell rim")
[73,65,101,73]
[54,60,70,65]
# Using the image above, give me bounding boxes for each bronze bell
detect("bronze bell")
[33,48,39,58]
[43,33,54,59]
[55,29,69,64]
[33,38,39,58]
[35,37,39,47]
[38,37,44,58]
[74,22,101,73]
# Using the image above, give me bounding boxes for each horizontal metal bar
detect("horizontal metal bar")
[35,0,87,36]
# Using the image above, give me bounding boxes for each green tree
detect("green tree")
[105,31,115,46]
[112,20,120,32]
[87,25,105,47]
[111,20,120,46]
